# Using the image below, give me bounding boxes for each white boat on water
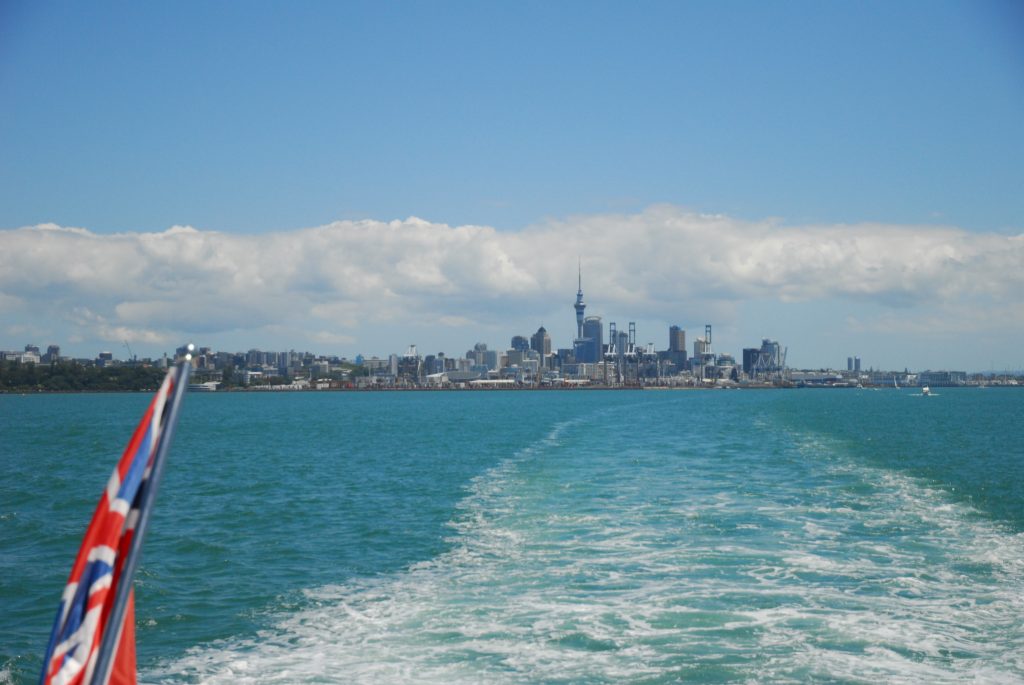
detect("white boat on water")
[922,386,930,396]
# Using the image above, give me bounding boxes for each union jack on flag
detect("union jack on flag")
[41,360,189,685]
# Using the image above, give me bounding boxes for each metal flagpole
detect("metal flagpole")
[91,345,193,685]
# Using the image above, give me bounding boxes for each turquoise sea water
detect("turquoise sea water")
[2,388,1023,683]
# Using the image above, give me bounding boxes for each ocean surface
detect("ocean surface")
[2,388,1023,684]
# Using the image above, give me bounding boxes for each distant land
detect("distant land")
[2,341,1019,393]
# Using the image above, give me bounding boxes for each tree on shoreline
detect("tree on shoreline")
[0,361,167,392]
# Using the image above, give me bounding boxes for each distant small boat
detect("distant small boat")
[922,386,930,396]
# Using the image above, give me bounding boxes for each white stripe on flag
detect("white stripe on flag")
[56,582,79,626]
[105,470,121,508]
[109,496,131,517]
[88,572,113,597]
[50,603,103,685]
[86,545,117,566]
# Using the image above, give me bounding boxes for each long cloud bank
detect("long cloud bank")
[1,205,1021,351]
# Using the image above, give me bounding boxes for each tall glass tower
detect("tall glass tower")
[581,317,603,363]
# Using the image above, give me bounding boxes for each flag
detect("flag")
[41,360,190,685]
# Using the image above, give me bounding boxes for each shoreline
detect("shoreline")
[3,384,1013,395]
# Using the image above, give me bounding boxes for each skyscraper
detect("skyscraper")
[742,348,759,376]
[581,316,603,363]
[531,326,551,357]
[669,326,685,353]
[693,337,710,359]
[668,326,687,367]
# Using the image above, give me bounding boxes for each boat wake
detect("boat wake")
[147,415,1024,684]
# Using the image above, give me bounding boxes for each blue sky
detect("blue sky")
[1,1,1022,370]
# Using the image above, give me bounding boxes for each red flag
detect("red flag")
[41,360,189,685]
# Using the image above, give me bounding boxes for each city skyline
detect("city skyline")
[1,3,1022,371]
[2,211,1023,372]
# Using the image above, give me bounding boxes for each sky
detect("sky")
[1,1,1022,371]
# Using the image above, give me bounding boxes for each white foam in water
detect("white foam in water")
[147,419,1024,684]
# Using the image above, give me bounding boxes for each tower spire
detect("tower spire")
[574,258,586,343]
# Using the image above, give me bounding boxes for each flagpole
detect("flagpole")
[90,345,193,685]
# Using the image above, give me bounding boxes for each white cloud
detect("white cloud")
[66,307,171,345]
[0,292,24,312]
[309,330,357,345]
[0,206,1021,364]
[437,316,477,328]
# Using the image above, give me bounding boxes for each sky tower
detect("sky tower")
[574,258,586,341]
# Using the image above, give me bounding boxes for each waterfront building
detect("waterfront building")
[531,327,551,356]
[3,348,41,364]
[693,337,710,359]
[21,348,41,364]
[747,339,786,380]
[241,369,263,385]
[510,335,530,353]
[424,354,446,375]
[742,348,759,377]
[615,329,630,357]
[691,336,717,380]
[531,327,551,369]
[667,326,688,367]
[579,316,603,363]
[470,342,489,366]
[398,345,422,381]
[918,370,967,386]
[669,326,685,354]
